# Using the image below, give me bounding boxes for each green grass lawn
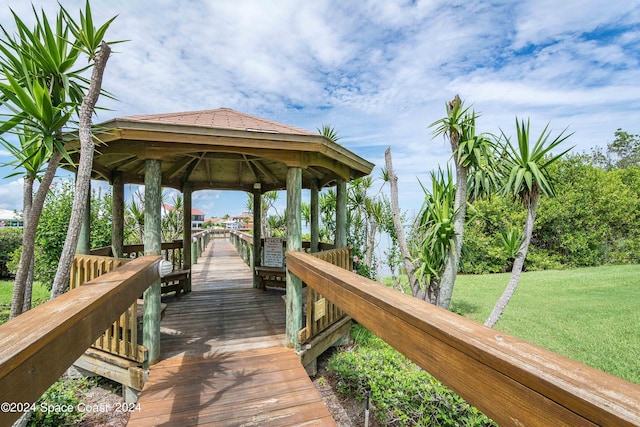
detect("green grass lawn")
[451,264,640,384]
[0,280,50,324]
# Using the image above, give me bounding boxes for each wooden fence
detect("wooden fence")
[70,255,146,362]
[287,252,640,426]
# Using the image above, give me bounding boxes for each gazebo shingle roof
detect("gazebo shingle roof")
[64,108,374,192]
[121,108,315,136]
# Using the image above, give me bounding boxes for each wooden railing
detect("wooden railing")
[70,255,146,362]
[230,231,254,266]
[0,256,160,427]
[208,228,230,239]
[91,241,182,268]
[229,230,337,265]
[229,231,351,345]
[91,230,212,269]
[119,241,184,270]
[298,247,352,344]
[191,229,211,262]
[287,252,640,426]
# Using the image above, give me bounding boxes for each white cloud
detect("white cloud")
[0,179,24,211]
[1,0,639,215]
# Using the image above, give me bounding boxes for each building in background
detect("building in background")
[162,204,206,229]
[0,209,23,228]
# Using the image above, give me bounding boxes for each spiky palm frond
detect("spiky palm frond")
[500,118,574,203]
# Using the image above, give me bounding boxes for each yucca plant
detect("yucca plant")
[412,168,457,304]
[429,96,496,309]
[499,226,523,271]
[1,1,120,314]
[485,118,573,327]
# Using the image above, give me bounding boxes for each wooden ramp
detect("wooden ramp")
[128,239,335,426]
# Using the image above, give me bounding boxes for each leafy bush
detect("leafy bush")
[459,157,640,273]
[524,248,565,271]
[34,180,113,288]
[0,228,22,277]
[28,377,94,426]
[328,325,495,426]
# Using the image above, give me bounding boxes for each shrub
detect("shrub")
[34,179,114,288]
[328,325,495,426]
[524,248,565,271]
[0,228,22,277]
[28,377,94,426]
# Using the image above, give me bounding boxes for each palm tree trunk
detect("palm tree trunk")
[385,147,421,298]
[438,162,468,309]
[485,191,540,328]
[50,41,111,298]
[10,151,62,318]
[21,176,34,313]
[364,219,377,269]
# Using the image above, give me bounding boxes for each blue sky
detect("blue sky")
[1,0,640,219]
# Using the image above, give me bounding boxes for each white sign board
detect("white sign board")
[263,238,284,267]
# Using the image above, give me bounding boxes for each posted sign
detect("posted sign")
[263,237,284,267]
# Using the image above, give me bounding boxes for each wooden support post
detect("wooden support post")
[143,159,162,367]
[310,180,319,253]
[112,171,124,258]
[253,184,262,288]
[76,178,91,254]
[335,178,347,247]
[183,182,192,292]
[286,168,303,350]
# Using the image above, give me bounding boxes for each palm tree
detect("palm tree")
[318,124,340,143]
[50,3,117,298]
[484,119,572,327]
[429,96,495,309]
[0,128,49,311]
[126,190,145,243]
[412,168,456,303]
[0,4,92,316]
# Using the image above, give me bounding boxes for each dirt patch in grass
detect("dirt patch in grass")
[76,378,130,427]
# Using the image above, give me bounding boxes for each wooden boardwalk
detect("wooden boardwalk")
[128,239,335,426]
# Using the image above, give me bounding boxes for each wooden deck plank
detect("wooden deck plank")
[128,239,335,426]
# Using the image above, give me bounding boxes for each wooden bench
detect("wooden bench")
[161,269,190,296]
[255,266,286,290]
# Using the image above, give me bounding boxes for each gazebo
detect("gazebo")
[65,107,374,364]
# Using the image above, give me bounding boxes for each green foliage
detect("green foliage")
[499,118,573,202]
[328,325,495,426]
[90,186,113,249]
[162,193,183,242]
[35,179,113,287]
[461,154,640,272]
[28,377,94,426]
[534,156,640,267]
[125,190,144,244]
[460,196,523,274]
[0,227,22,276]
[35,181,73,286]
[0,2,118,165]
[591,128,640,169]
[411,168,456,296]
